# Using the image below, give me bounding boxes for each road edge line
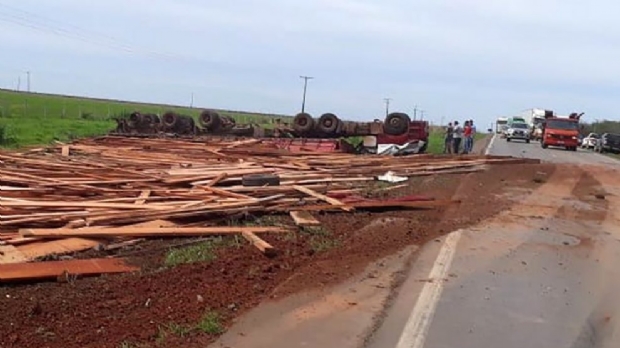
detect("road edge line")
[484,133,497,156]
[394,230,462,348]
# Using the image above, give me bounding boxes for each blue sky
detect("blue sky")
[0,0,618,128]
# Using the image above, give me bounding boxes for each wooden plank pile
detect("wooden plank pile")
[0,136,537,282]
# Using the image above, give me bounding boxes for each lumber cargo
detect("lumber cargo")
[0,136,539,282]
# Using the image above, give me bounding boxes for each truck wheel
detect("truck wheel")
[384,112,411,135]
[317,113,340,135]
[242,174,281,187]
[199,110,222,131]
[506,138,511,142]
[162,111,179,130]
[541,143,548,149]
[526,139,530,144]
[293,113,315,134]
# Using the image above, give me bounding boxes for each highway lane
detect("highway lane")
[487,134,620,166]
[367,134,620,348]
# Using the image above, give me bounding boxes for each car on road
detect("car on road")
[505,122,531,143]
[595,133,620,154]
[581,133,600,149]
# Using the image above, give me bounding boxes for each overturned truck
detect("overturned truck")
[112,110,430,154]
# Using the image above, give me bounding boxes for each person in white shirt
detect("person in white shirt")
[452,121,462,154]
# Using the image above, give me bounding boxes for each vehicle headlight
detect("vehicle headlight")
[572,136,577,140]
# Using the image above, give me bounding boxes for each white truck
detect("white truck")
[519,108,553,140]
[496,117,509,134]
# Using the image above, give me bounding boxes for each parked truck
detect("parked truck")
[540,112,583,151]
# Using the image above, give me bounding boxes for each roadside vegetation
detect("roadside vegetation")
[0,89,288,147]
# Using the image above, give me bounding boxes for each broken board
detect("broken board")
[290,211,321,226]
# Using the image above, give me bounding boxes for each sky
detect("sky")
[0,0,619,128]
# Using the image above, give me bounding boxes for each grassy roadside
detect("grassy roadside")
[426,131,487,154]
[0,89,289,147]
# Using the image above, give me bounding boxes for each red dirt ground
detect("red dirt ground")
[0,161,555,348]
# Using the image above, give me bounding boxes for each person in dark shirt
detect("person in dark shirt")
[444,122,454,154]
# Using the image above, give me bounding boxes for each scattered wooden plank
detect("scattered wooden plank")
[0,258,138,283]
[104,239,145,251]
[0,201,172,210]
[241,231,277,257]
[206,172,228,187]
[17,238,102,260]
[278,199,459,212]
[61,145,70,157]
[134,190,151,205]
[293,185,353,212]
[0,245,27,264]
[290,211,321,226]
[20,226,291,238]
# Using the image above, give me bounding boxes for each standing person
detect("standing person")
[469,120,477,151]
[444,122,454,154]
[452,121,462,154]
[463,120,472,154]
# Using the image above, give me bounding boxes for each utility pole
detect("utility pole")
[16,76,20,91]
[419,110,425,121]
[413,105,418,120]
[383,98,392,117]
[190,92,194,108]
[26,71,30,92]
[299,75,313,113]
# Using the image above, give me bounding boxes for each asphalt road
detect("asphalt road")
[486,134,620,166]
[367,134,620,348]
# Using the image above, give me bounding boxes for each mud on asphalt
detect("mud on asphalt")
[0,162,555,348]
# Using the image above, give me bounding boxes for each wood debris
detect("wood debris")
[0,258,138,283]
[0,136,538,282]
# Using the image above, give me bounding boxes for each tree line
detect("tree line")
[581,120,620,135]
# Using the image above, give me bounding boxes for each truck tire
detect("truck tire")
[506,138,511,142]
[162,112,179,130]
[199,110,222,131]
[526,139,530,144]
[317,113,340,135]
[541,142,548,149]
[293,113,315,134]
[384,112,410,135]
[242,174,281,187]
[128,112,143,128]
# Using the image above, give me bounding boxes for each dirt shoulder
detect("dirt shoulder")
[0,162,552,348]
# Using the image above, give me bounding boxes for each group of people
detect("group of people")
[443,120,477,154]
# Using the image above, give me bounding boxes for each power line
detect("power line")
[0,3,180,60]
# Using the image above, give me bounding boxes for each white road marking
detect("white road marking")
[484,133,497,155]
[395,230,462,348]
[395,134,494,348]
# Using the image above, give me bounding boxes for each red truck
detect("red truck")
[540,112,583,151]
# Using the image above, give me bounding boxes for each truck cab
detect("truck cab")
[540,113,583,151]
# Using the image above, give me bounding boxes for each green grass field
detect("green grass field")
[426,131,487,154]
[0,89,488,154]
[0,89,290,147]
